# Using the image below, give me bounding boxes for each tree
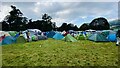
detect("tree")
[2,21,9,31]
[58,23,67,31]
[2,5,28,31]
[74,25,79,31]
[42,13,52,22]
[41,13,55,31]
[89,17,110,30]
[67,23,74,30]
[79,23,89,31]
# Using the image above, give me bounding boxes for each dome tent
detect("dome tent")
[75,34,86,40]
[32,35,38,41]
[47,31,56,38]
[107,34,116,42]
[53,33,64,40]
[2,36,16,45]
[63,34,77,42]
[9,31,18,36]
[23,29,41,38]
[88,32,108,42]
[16,34,26,43]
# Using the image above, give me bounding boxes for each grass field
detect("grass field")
[1,38,118,66]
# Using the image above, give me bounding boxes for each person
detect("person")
[116,30,120,46]
[26,30,30,42]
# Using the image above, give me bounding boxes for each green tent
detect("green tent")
[88,33,108,42]
[16,35,26,43]
[9,31,18,36]
[75,34,85,40]
[86,32,92,38]
[32,35,38,41]
[63,34,77,42]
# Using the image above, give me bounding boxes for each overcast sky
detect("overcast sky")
[0,2,118,27]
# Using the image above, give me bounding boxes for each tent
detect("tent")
[63,34,77,42]
[22,32,33,41]
[9,31,18,36]
[1,31,10,36]
[88,33,108,42]
[47,31,56,38]
[14,33,20,39]
[75,34,86,40]
[41,32,46,36]
[63,32,69,36]
[29,31,37,37]
[32,35,38,41]
[16,35,26,43]
[107,34,116,42]
[53,33,64,40]
[101,30,110,37]
[0,35,5,45]
[2,36,16,45]
[0,31,5,37]
[0,35,5,42]
[23,29,41,38]
[86,32,92,38]
[38,35,47,40]
[23,31,36,40]
[27,29,41,33]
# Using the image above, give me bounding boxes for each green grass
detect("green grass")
[1,38,118,66]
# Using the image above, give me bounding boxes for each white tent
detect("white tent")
[0,31,10,37]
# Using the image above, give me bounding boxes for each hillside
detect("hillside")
[109,19,120,29]
[109,19,120,26]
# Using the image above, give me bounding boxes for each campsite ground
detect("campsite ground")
[1,38,118,66]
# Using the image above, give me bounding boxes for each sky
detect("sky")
[0,1,118,27]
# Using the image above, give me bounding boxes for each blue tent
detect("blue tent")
[2,36,16,45]
[47,31,56,38]
[14,33,20,39]
[53,33,64,40]
[107,34,116,42]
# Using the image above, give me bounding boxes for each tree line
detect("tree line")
[1,5,110,32]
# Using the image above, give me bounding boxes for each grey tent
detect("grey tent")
[38,35,47,40]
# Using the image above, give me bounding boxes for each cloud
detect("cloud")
[81,16,87,19]
[1,2,118,27]
[33,7,39,13]
[1,0,119,2]
[0,4,12,21]
[29,2,118,26]
[52,18,67,27]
